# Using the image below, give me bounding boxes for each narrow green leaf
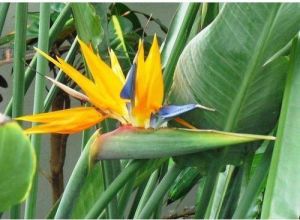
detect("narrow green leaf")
[167,167,202,204]
[92,127,275,160]
[133,170,159,218]
[0,116,36,212]
[134,158,167,188]
[200,3,219,29]
[136,165,182,219]
[161,3,200,94]
[109,15,131,64]
[261,34,300,219]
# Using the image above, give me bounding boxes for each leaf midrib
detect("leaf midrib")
[224,4,281,132]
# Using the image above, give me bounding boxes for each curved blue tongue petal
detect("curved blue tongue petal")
[150,104,214,128]
[158,104,214,119]
[120,63,137,100]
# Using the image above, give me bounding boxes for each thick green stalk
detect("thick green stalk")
[4,3,71,116]
[218,167,243,218]
[117,172,136,218]
[0,3,9,35]
[54,131,99,219]
[101,160,118,219]
[100,119,120,218]
[153,162,169,218]
[162,3,200,94]
[85,160,147,219]
[233,143,273,218]
[127,181,147,218]
[133,170,159,218]
[195,164,219,218]
[137,165,181,219]
[10,3,28,218]
[12,3,27,118]
[24,4,50,219]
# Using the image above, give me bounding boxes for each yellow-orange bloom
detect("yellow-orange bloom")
[17,36,213,134]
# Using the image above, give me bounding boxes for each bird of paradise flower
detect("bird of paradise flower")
[17,36,214,134]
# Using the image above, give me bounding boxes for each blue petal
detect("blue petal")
[158,104,214,119]
[120,63,137,100]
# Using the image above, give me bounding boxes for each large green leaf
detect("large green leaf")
[0,115,36,212]
[71,3,103,49]
[169,3,300,135]
[261,35,300,219]
[91,127,274,160]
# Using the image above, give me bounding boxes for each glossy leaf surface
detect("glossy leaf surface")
[0,117,36,212]
[91,126,274,160]
[261,35,300,219]
[170,3,300,135]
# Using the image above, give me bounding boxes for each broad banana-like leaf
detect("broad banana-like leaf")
[0,115,36,212]
[170,3,300,135]
[90,126,274,160]
[261,35,300,219]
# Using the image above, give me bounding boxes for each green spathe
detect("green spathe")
[91,126,275,160]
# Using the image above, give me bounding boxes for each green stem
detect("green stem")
[232,143,273,218]
[213,165,235,217]
[101,160,118,219]
[133,170,159,218]
[218,167,243,218]
[137,164,181,219]
[54,131,99,219]
[117,172,136,218]
[162,3,200,94]
[10,3,28,218]
[100,119,120,218]
[153,163,169,219]
[195,164,219,218]
[4,3,71,116]
[127,181,147,218]
[85,160,147,219]
[0,3,9,35]
[24,4,50,219]
[12,3,27,118]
